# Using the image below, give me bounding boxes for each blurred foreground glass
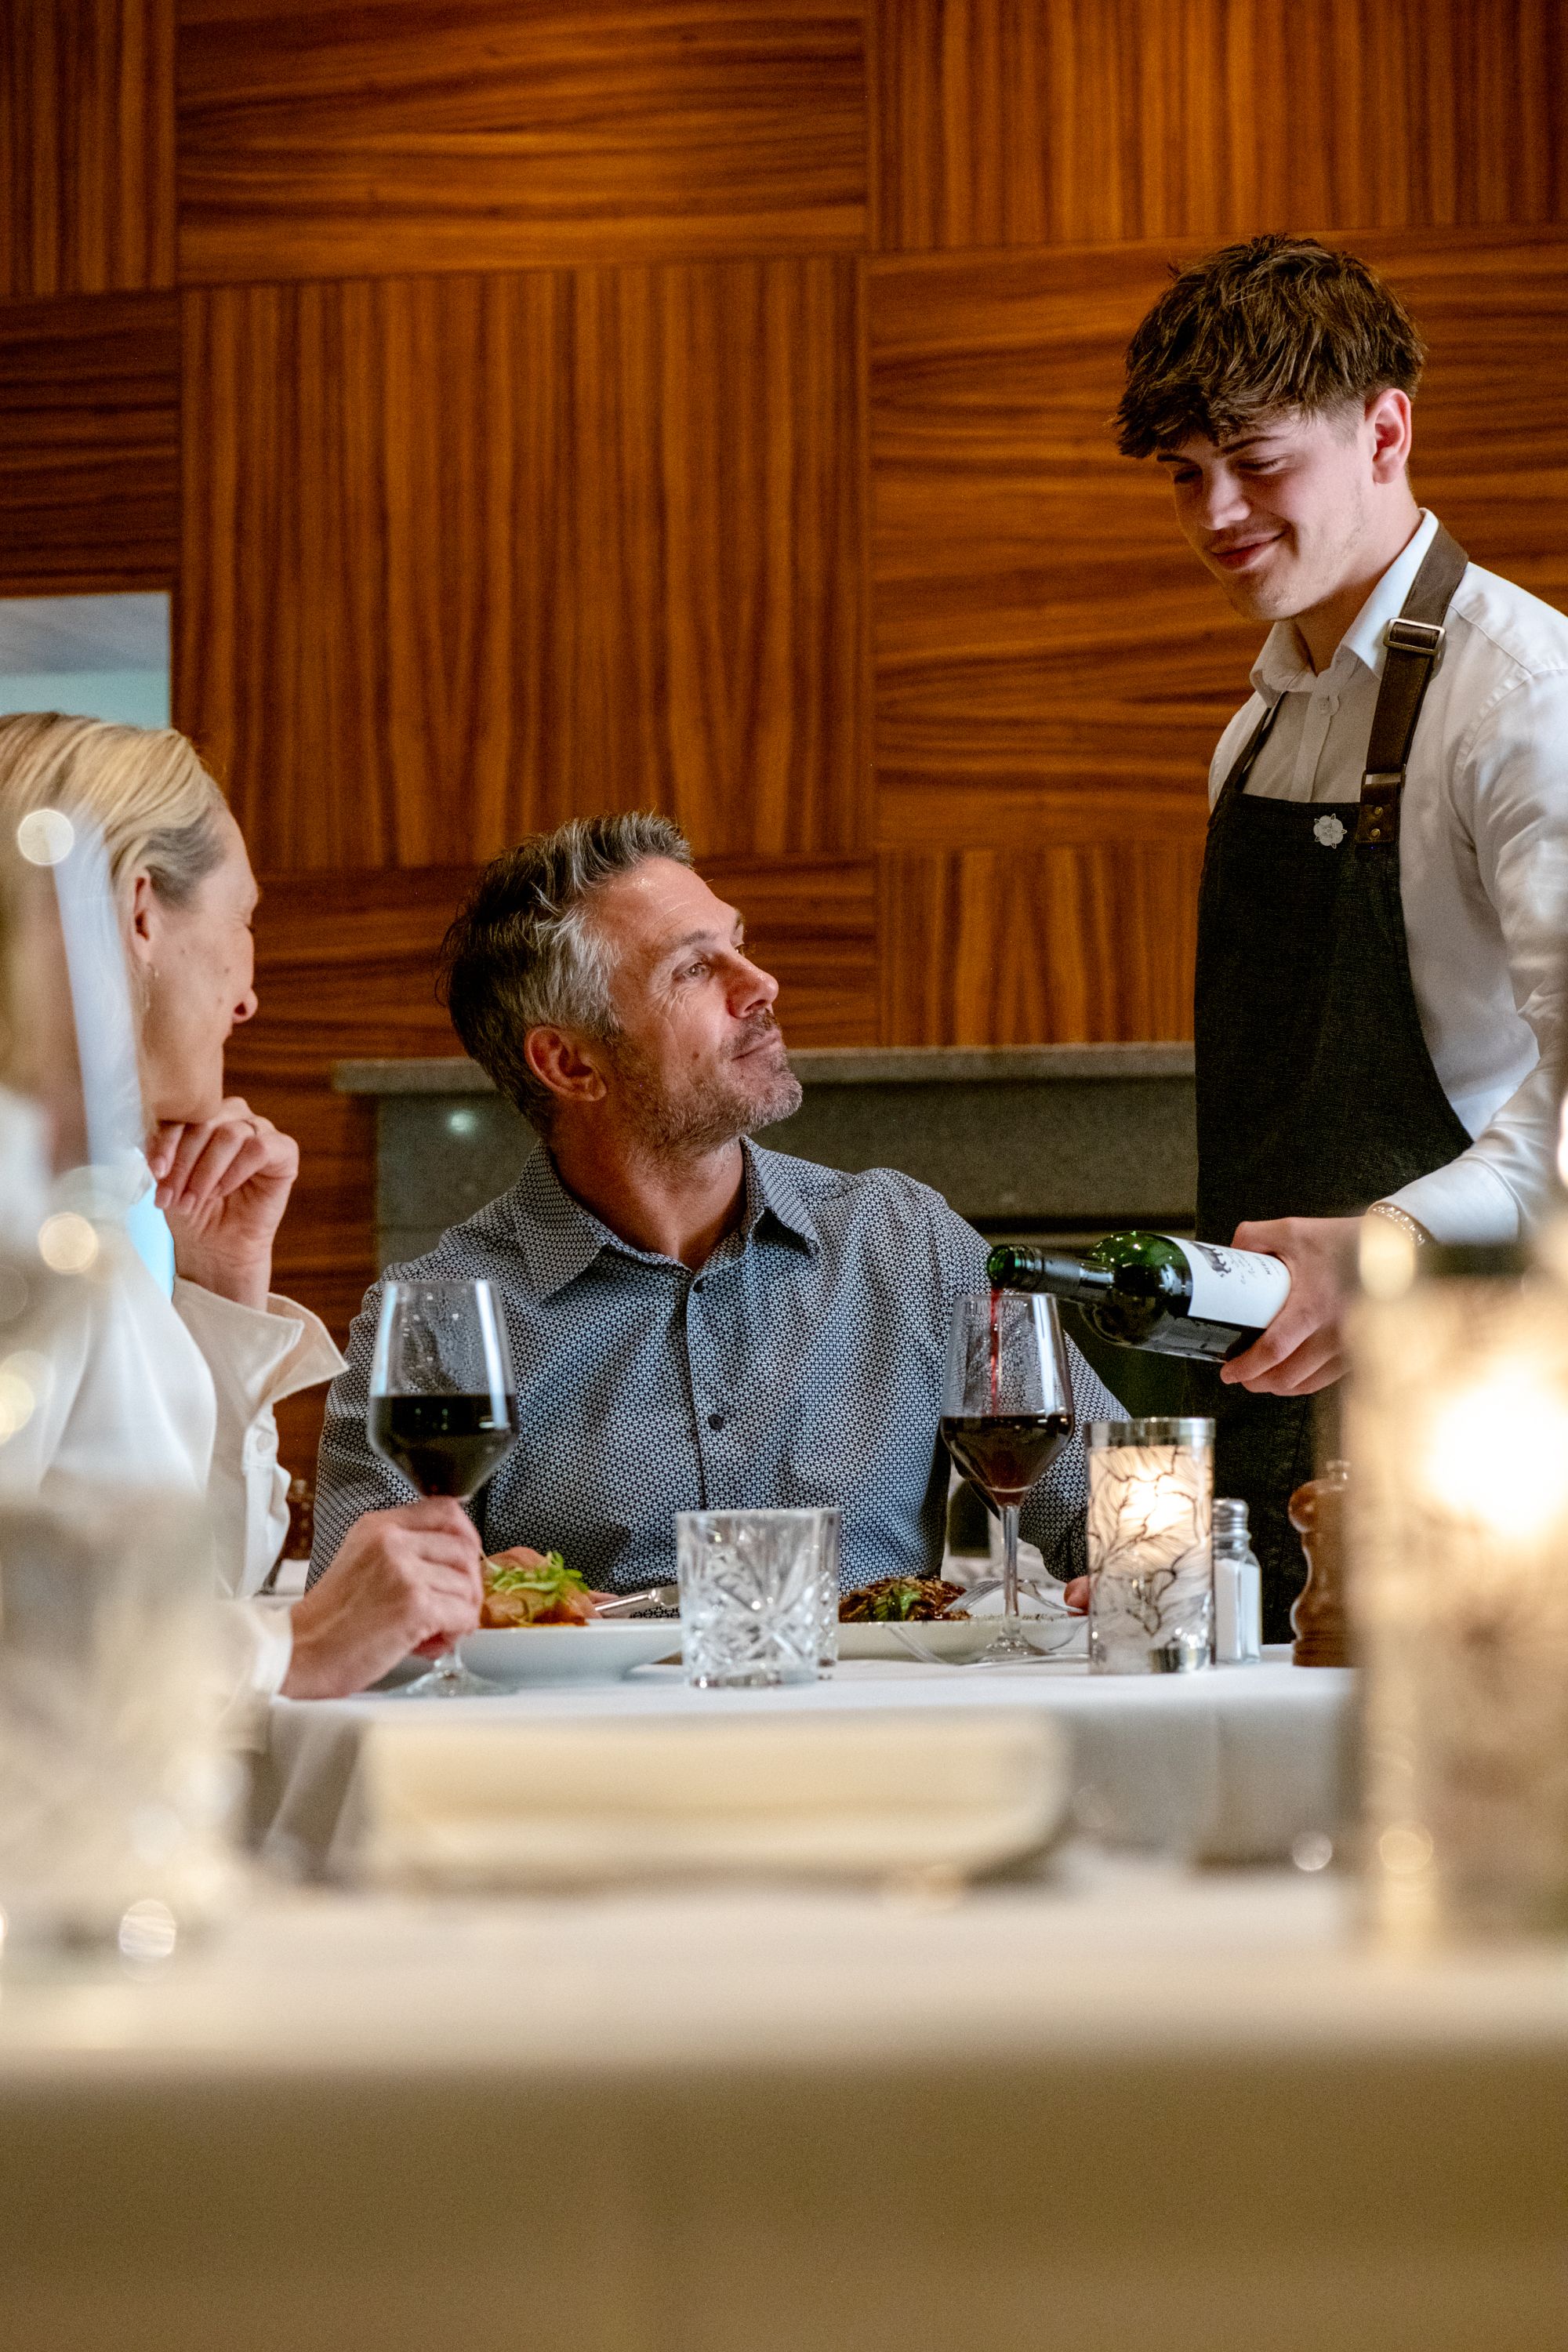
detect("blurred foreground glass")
[1087,1418,1214,1674]
[1349,1229,1568,1944]
[678,1509,839,1689]
[0,1484,237,1956]
[368,1278,519,1698]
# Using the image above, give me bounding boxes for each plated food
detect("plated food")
[481,1548,598,1628]
[838,1575,968,1624]
[461,1548,678,1683]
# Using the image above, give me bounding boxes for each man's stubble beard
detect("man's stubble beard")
[608,1015,803,1163]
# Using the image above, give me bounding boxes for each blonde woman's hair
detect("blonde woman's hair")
[0,712,229,913]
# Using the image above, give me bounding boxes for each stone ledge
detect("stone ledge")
[333,1042,1196,1095]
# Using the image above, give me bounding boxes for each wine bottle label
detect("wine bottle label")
[1164,1236,1291,1327]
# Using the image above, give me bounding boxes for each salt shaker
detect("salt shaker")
[1212,1496,1262,1664]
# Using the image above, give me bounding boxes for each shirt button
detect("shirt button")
[708,1412,725,1431]
[693,1280,704,1294]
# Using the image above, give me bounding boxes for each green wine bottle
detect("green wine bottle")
[987,1230,1290,1363]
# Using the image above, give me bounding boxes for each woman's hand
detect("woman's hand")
[149,1097,299,1308]
[281,1501,485,1699]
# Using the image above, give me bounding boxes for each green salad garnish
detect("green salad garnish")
[484,1551,580,1596]
[870,1581,927,1621]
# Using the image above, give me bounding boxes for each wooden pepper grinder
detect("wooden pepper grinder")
[1287,1457,1352,1668]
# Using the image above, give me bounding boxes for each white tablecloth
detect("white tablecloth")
[251,1653,1354,1878]
[2,1857,1565,2352]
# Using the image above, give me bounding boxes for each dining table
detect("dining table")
[2,1847,1565,2352]
[250,1648,1355,1880]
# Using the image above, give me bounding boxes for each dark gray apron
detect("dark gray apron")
[1191,524,1472,1638]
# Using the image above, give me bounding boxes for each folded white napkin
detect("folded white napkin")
[358,1711,1069,1892]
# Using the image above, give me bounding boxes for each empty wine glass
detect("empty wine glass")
[368,1279,518,1698]
[935,1290,1077,1665]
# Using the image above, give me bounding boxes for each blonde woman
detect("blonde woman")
[0,713,483,1700]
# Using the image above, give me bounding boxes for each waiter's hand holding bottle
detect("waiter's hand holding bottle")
[1218,1215,1365,1396]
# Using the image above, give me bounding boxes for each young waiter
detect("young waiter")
[1116,235,1568,1632]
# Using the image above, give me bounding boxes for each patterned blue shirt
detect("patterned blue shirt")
[310,1142,1122,1595]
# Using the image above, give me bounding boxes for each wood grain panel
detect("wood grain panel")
[874,0,1568,253]
[176,0,866,280]
[180,262,866,867]
[870,241,1244,851]
[1352,229,1568,610]
[227,857,878,1345]
[0,292,180,593]
[0,0,175,295]
[880,844,1202,1046]
[869,229,1568,854]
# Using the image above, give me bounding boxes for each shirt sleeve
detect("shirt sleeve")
[172,1282,346,1597]
[309,1276,420,1586]
[1386,667,1568,1243]
[922,1196,1126,1583]
[212,1596,296,1745]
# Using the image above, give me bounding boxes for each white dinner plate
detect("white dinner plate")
[836,1613,1085,1662]
[457,1622,680,1686]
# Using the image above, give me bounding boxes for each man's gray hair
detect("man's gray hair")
[438,811,693,1133]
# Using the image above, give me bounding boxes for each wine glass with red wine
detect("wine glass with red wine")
[368,1278,519,1697]
[939,1289,1076,1664]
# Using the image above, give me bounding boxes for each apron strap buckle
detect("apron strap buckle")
[1356,771,1404,846]
[1385,617,1446,659]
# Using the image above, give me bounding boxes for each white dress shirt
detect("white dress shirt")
[1208,509,1568,1242]
[0,1091,345,1715]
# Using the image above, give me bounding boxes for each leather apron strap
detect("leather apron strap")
[1356,521,1468,846]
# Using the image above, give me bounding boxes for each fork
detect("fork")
[593,1582,681,1617]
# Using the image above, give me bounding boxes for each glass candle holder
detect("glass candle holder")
[1086,1418,1214,1675]
[0,1483,238,1956]
[677,1509,836,1690]
[1348,1230,1568,1944]
[815,1507,843,1679]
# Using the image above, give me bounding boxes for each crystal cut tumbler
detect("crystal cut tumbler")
[677,1509,837,1689]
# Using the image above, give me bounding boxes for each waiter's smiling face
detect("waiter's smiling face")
[1156,389,1413,630]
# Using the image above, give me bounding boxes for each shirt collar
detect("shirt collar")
[503,1138,818,1300]
[742,1142,820,1255]
[1250,508,1441,700]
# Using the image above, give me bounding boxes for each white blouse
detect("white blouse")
[0,1091,345,1710]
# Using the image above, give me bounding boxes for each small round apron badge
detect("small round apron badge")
[1313,813,1347,848]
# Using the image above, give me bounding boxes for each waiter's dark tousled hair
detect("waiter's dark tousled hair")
[1114,235,1426,460]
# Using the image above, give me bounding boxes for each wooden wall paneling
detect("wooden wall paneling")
[1349,228,1568,611]
[873,0,1568,255]
[222,870,470,1342]
[0,292,180,592]
[869,227,1568,872]
[880,843,1203,1046]
[869,241,1247,855]
[179,262,867,869]
[870,227,1568,1040]
[0,0,175,296]
[176,1,867,281]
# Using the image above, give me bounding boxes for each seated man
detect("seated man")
[311,815,1120,1595]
